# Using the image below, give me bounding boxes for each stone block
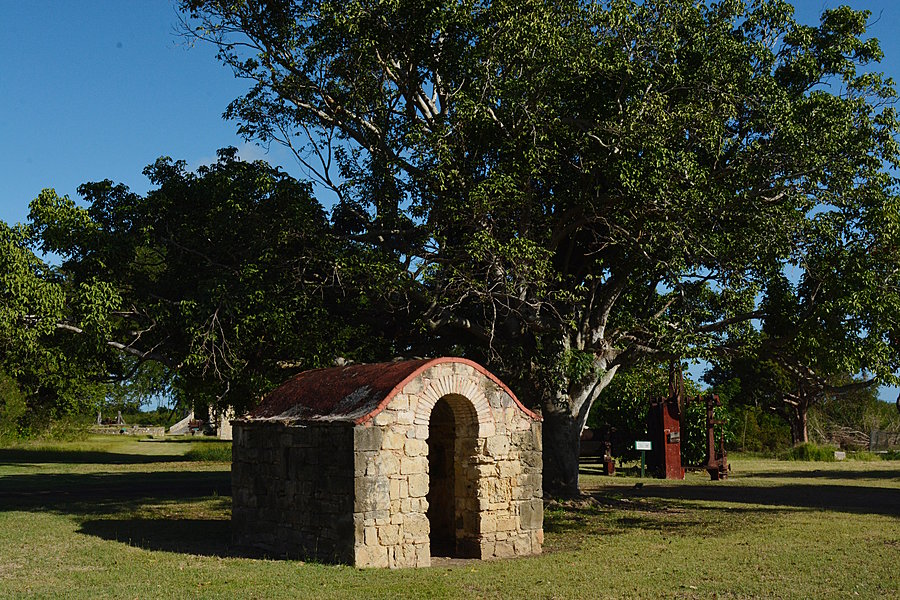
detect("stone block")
[480,514,497,533]
[355,426,383,452]
[476,464,498,478]
[408,473,429,497]
[378,524,402,546]
[478,422,497,438]
[355,544,389,568]
[498,461,520,478]
[479,540,495,559]
[355,477,390,512]
[382,430,406,450]
[400,456,428,475]
[403,377,424,395]
[416,543,431,567]
[513,534,532,556]
[519,498,544,530]
[494,540,516,558]
[498,516,517,532]
[376,452,401,476]
[391,394,410,410]
[364,526,378,546]
[405,438,428,456]
[403,513,429,540]
[390,478,401,500]
[374,410,396,426]
[485,435,510,458]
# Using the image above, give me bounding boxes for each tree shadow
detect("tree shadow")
[587,482,900,517]
[77,517,239,557]
[749,468,900,481]
[0,448,184,466]
[0,470,231,515]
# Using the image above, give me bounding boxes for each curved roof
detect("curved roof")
[249,357,539,424]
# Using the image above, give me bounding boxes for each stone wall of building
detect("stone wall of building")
[351,361,543,568]
[232,420,356,562]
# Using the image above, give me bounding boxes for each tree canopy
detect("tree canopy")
[21,149,394,413]
[176,0,900,494]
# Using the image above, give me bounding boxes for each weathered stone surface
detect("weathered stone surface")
[400,456,428,475]
[355,426,382,452]
[382,430,406,450]
[485,435,510,458]
[407,473,429,498]
[405,438,427,456]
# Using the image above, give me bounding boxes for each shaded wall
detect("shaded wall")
[232,421,355,562]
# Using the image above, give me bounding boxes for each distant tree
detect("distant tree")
[807,377,896,449]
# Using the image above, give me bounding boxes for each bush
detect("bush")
[184,441,232,462]
[847,451,880,462]
[0,372,27,442]
[780,442,837,462]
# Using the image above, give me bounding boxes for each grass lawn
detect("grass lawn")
[0,436,897,599]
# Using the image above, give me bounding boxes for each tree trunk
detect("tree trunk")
[541,410,583,497]
[540,361,618,497]
[790,403,809,445]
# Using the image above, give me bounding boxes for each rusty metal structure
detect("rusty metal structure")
[701,394,728,480]
[646,365,685,480]
[647,363,728,481]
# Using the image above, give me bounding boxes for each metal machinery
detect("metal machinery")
[646,366,686,479]
[700,393,728,480]
[647,363,728,480]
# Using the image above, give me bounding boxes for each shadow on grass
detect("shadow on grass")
[0,470,231,515]
[0,448,184,466]
[749,468,900,481]
[587,482,900,517]
[78,517,237,557]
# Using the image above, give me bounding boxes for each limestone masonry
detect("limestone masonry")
[231,357,543,568]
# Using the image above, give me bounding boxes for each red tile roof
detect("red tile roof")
[248,357,538,424]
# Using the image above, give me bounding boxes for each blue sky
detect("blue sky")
[2,1,899,400]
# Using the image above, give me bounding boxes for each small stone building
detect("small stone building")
[231,357,543,568]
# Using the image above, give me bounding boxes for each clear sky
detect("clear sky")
[2,1,899,400]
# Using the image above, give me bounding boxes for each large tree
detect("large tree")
[0,221,113,428]
[179,0,900,494]
[26,149,393,412]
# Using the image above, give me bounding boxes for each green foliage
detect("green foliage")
[779,442,837,462]
[727,403,792,454]
[846,450,880,462]
[27,149,397,413]
[0,370,26,441]
[587,361,719,464]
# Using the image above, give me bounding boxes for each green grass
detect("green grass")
[0,441,898,599]
[184,440,233,462]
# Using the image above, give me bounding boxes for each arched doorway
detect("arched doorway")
[427,394,479,558]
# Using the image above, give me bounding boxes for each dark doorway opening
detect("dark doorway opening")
[427,397,456,556]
